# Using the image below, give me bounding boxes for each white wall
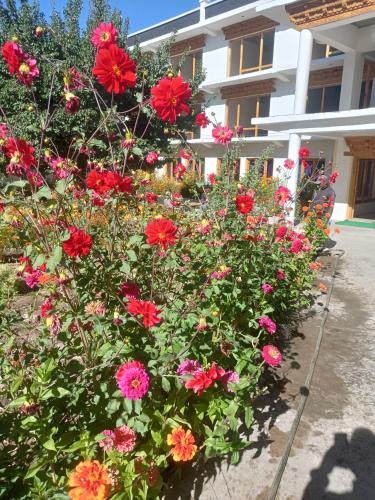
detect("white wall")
[331,138,353,221]
[202,31,228,84]
[273,27,300,71]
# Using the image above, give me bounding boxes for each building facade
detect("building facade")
[128,0,375,221]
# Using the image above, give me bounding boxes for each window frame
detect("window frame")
[225,95,270,137]
[171,49,202,81]
[306,84,341,113]
[245,158,274,178]
[228,28,274,76]
[356,159,375,203]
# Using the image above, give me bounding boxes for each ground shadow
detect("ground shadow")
[302,428,375,499]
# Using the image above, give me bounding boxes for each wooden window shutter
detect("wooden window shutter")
[221,79,275,100]
[171,35,206,57]
[222,16,278,40]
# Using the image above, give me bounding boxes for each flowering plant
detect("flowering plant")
[0,10,327,500]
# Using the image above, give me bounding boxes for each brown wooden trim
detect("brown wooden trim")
[286,0,375,30]
[309,66,343,88]
[170,35,206,56]
[221,79,275,99]
[347,158,358,218]
[345,137,375,158]
[222,16,278,40]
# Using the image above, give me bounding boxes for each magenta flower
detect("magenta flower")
[116,361,150,400]
[284,159,295,170]
[258,316,277,334]
[212,124,233,145]
[24,269,42,288]
[274,186,292,206]
[119,282,140,300]
[210,266,232,280]
[262,283,273,294]
[145,151,158,165]
[262,345,282,367]
[99,425,136,453]
[221,371,240,392]
[290,239,303,254]
[177,359,202,376]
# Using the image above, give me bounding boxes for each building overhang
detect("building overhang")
[252,108,375,138]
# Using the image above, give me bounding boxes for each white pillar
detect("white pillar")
[288,29,313,221]
[339,52,364,111]
[199,0,207,22]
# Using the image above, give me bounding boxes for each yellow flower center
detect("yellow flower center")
[112,64,121,76]
[170,97,177,105]
[131,379,140,388]
[10,152,21,164]
[101,32,110,41]
[158,232,166,240]
[19,63,30,74]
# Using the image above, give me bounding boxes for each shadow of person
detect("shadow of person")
[302,428,375,499]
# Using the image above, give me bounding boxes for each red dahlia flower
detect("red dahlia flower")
[64,93,80,115]
[184,362,225,396]
[150,76,192,124]
[299,147,310,159]
[86,170,111,195]
[235,194,254,215]
[173,162,187,179]
[4,137,36,175]
[1,41,39,87]
[127,299,162,327]
[91,22,118,49]
[145,192,158,205]
[63,227,93,258]
[92,44,136,94]
[195,112,210,128]
[145,217,178,249]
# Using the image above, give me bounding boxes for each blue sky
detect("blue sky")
[40,0,199,33]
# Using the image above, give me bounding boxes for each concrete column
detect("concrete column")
[288,29,313,220]
[199,0,207,22]
[339,52,365,111]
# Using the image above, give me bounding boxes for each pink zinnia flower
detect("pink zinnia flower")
[275,186,292,206]
[177,359,202,376]
[262,283,273,294]
[284,159,295,169]
[91,22,118,48]
[258,316,277,334]
[116,361,150,400]
[99,425,136,453]
[212,125,233,145]
[290,239,303,254]
[262,345,282,367]
[221,371,240,392]
[195,112,210,128]
[210,266,232,280]
[276,226,288,239]
[145,151,158,165]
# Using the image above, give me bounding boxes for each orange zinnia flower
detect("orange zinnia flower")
[167,427,197,462]
[68,460,111,500]
[302,206,309,212]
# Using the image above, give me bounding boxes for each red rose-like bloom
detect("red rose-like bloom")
[145,192,158,205]
[86,170,111,195]
[276,225,288,239]
[235,194,254,215]
[195,112,210,128]
[114,174,134,194]
[150,76,192,124]
[91,22,118,49]
[63,227,93,258]
[173,162,187,179]
[145,217,178,249]
[127,299,162,327]
[299,147,310,159]
[92,44,136,94]
[329,171,339,184]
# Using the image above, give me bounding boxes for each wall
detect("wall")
[331,138,354,221]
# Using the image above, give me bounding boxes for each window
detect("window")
[356,159,375,203]
[246,158,273,178]
[229,30,274,76]
[191,158,205,179]
[216,158,240,179]
[359,62,375,109]
[306,85,341,113]
[227,95,270,137]
[312,42,342,60]
[171,51,202,81]
[163,159,179,178]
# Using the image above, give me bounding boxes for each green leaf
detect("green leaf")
[24,457,50,479]
[161,377,171,393]
[126,250,137,262]
[5,180,28,190]
[43,438,57,451]
[34,186,52,200]
[47,246,62,272]
[244,407,254,429]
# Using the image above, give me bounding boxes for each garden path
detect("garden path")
[166,225,375,500]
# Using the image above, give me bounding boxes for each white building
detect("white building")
[128,0,375,221]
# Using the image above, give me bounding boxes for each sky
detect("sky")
[39,0,199,33]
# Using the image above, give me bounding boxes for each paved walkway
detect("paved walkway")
[166,226,375,500]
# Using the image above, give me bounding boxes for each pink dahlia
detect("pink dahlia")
[262,283,273,294]
[276,269,285,280]
[258,316,277,334]
[177,359,202,376]
[262,345,282,367]
[284,159,295,169]
[145,151,158,165]
[290,239,303,254]
[212,125,233,145]
[274,186,292,206]
[91,22,118,49]
[99,425,136,453]
[329,171,339,184]
[173,162,187,179]
[116,361,150,400]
